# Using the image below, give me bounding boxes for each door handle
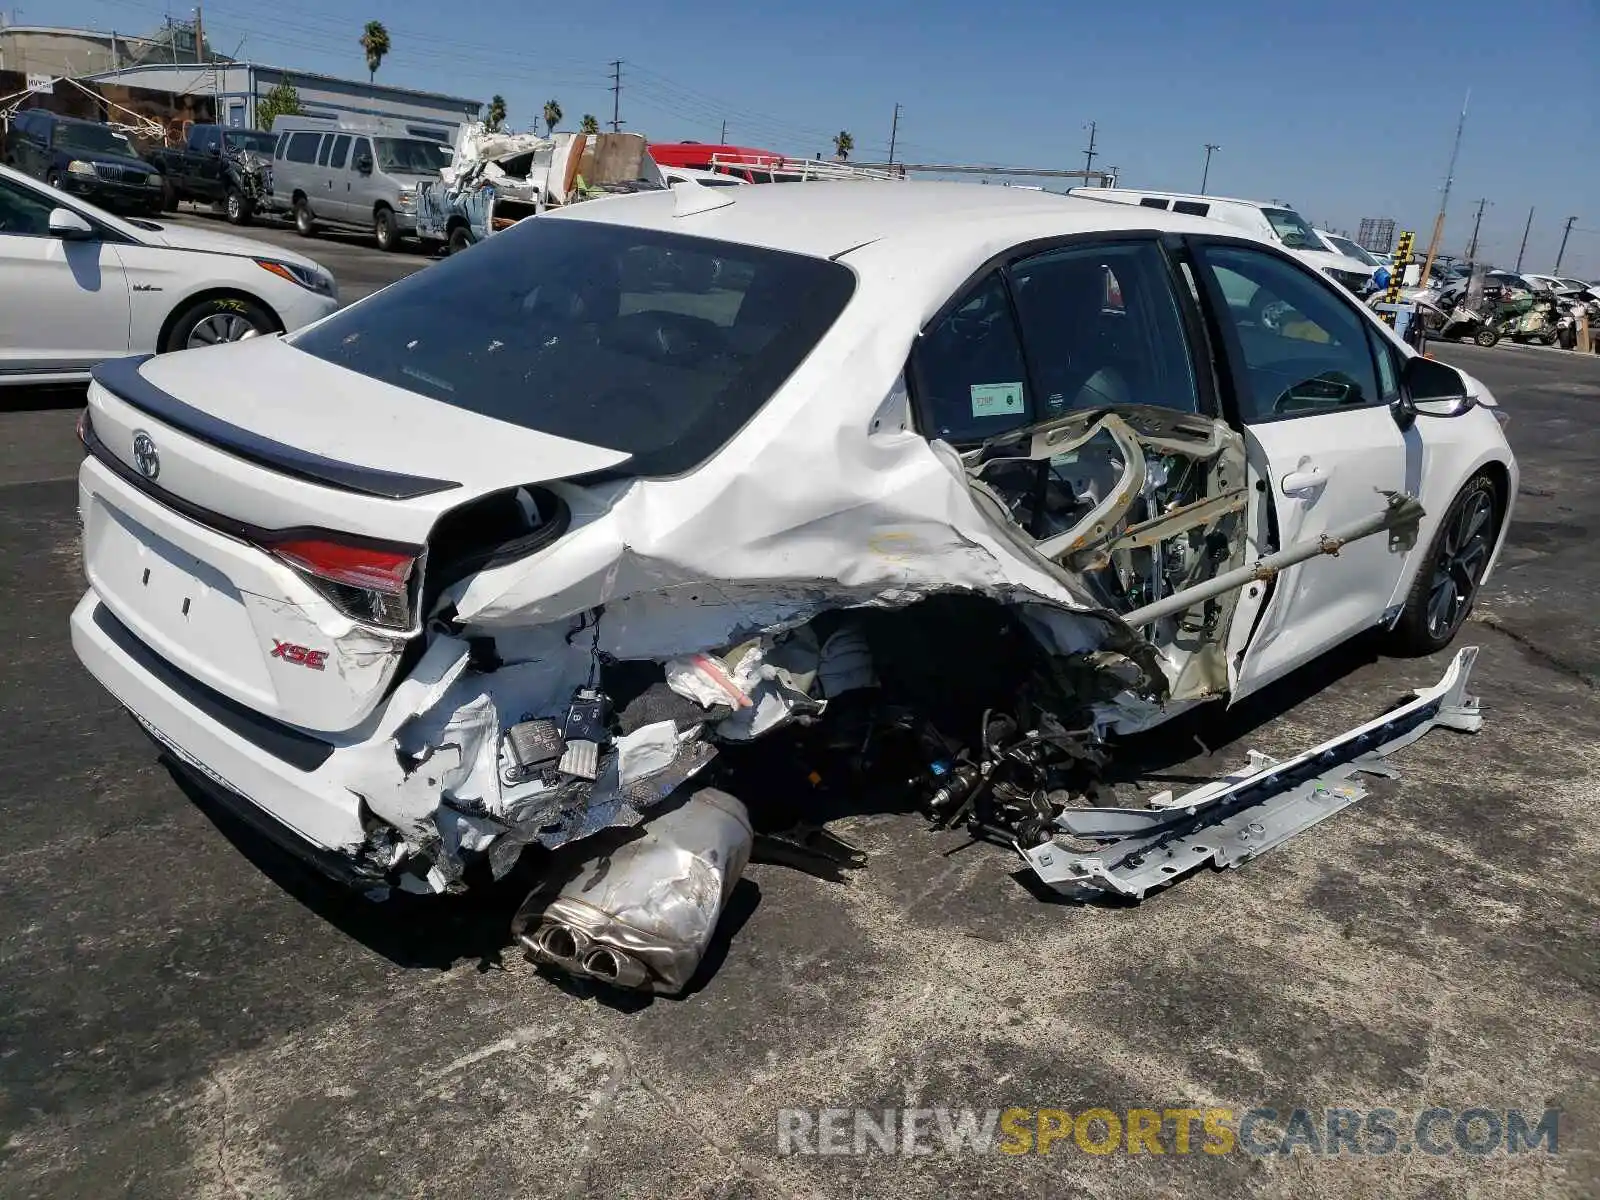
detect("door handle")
[1280,466,1329,497]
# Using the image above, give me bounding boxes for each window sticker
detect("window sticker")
[971,382,1024,419]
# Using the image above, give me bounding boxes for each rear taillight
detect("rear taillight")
[261,535,419,631]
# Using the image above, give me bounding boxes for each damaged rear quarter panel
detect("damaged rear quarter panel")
[443,264,1120,650]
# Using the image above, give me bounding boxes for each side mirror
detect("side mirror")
[355,155,373,175]
[47,207,95,241]
[1393,354,1477,428]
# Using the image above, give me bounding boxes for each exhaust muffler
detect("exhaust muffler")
[513,788,753,995]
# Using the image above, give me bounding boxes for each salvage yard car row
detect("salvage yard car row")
[66,179,1515,995]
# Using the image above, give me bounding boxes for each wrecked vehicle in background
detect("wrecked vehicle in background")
[72,183,1516,995]
[415,125,663,254]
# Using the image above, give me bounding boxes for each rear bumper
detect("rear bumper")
[71,591,374,865]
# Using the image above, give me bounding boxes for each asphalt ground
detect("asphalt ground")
[0,309,1596,1197]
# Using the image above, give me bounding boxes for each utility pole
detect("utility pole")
[1515,206,1534,271]
[1082,120,1097,176]
[1200,143,1220,195]
[719,119,727,143]
[608,59,623,132]
[1465,198,1490,263]
[1420,91,1469,292]
[194,4,203,63]
[887,102,901,167]
[1554,215,1578,273]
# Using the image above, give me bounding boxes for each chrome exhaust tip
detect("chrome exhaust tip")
[581,945,650,989]
[521,921,585,966]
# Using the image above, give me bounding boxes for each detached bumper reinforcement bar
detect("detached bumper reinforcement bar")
[1020,646,1483,899]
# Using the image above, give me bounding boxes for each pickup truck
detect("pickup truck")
[145,124,278,225]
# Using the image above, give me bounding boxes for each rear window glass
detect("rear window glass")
[291,216,856,477]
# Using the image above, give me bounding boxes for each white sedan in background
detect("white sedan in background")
[0,162,338,387]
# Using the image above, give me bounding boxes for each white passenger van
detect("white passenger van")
[269,115,453,251]
[1068,188,1376,293]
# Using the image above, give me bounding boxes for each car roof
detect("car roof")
[1069,187,1297,211]
[554,180,1253,260]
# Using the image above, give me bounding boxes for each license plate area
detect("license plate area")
[84,494,278,709]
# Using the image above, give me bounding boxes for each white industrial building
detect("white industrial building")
[87,61,482,140]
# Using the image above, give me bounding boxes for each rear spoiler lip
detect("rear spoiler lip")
[81,411,425,558]
[90,355,462,502]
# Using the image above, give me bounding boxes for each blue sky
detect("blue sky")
[38,0,1600,274]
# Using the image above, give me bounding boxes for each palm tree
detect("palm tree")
[580,113,600,135]
[359,21,390,83]
[542,99,563,137]
[486,95,507,132]
[833,130,854,161]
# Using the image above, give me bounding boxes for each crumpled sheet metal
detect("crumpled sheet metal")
[440,262,1126,654]
[513,788,754,994]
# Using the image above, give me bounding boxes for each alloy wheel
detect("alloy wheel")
[1425,488,1495,640]
[186,313,263,348]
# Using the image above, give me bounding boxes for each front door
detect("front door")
[1190,241,1411,699]
[324,134,354,220]
[0,174,130,377]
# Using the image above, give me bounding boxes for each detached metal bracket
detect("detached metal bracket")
[1021,646,1483,899]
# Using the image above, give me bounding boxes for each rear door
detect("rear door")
[15,112,49,177]
[190,125,223,196]
[0,171,130,376]
[907,236,1255,701]
[1189,241,1410,699]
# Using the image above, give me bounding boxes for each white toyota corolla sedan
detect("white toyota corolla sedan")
[70,181,1516,971]
[0,162,337,386]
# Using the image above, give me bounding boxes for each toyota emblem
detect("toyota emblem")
[132,430,160,481]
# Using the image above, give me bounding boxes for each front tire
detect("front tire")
[225,187,253,226]
[446,224,472,256]
[294,199,316,237]
[1474,326,1500,347]
[374,206,400,252]
[1388,472,1501,656]
[163,296,278,353]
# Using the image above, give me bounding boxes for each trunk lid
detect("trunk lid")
[81,341,627,733]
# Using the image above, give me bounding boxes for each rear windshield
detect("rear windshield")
[291,215,856,477]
